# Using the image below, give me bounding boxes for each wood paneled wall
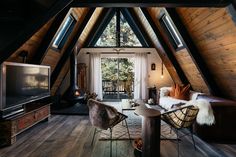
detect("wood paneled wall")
[41,8,88,72]
[52,8,103,95]
[7,19,54,63]
[147,8,209,92]
[78,8,103,48]
[48,8,89,95]
[133,8,175,87]
[134,8,182,85]
[177,7,236,99]
[174,48,209,93]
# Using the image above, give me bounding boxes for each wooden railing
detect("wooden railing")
[102,80,134,94]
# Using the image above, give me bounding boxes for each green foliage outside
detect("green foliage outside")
[101,58,134,81]
[101,58,134,98]
[95,12,142,47]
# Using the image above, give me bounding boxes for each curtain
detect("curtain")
[90,53,103,100]
[134,53,148,100]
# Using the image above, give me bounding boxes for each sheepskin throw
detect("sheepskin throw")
[186,99,215,125]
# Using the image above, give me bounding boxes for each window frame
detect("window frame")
[94,10,143,48]
[160,14,184,51]
[52,14,76,50]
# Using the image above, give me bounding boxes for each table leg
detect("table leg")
[141,116,160,157]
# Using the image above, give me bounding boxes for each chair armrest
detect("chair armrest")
[105,106,119,119]
[161,104,194,115]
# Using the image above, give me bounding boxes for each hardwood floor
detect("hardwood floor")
[0,115,236,157]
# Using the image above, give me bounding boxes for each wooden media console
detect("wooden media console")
[0,103,51,147]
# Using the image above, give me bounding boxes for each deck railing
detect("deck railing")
[102,80,134,94]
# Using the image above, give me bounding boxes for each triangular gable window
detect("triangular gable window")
[120,13,142,47]
[94,10,143,47]
[95,15,117,47]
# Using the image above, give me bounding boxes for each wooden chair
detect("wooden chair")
[87,99,131,157]
[161,105,199,157]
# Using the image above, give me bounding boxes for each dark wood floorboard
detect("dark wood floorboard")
[0,115,236,157]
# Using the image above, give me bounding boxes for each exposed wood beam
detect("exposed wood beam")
[232,0,236,9]
[0,0,73,64]
[31,7,70,64]
[166,8,222,96]
[227,4,236,24]
[116,8,121,47]
[121,8,150,47]
[84,9,116,47]
[72,0,230,7]
[141,8,189,85]
[51,8,95,87]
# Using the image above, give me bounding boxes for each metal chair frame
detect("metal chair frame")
[88,100,131,157]
[161,105,199,157]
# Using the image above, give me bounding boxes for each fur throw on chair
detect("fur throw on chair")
[186,99,215,125]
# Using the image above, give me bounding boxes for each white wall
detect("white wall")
[77,48,174,92]
[147,50,173,88]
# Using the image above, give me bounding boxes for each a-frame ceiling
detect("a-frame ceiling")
[85,8,149,47]
[1,1,236,99]
[0,0,232,64]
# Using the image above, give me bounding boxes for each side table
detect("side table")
[134,106,161,157]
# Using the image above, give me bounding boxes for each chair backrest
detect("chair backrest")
[87,99,119,130]
[162,106,199,129]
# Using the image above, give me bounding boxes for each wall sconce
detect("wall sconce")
[161,61,164,79]
[151,63,156,70]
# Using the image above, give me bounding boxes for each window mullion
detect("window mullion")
[116,8,120,47]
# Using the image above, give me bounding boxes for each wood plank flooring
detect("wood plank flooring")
[0,115,236,157]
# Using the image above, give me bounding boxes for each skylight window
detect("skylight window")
[52,14,76,49]
[160,14,184,50]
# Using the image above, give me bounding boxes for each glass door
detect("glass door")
[101,57,134,101]
[101,58,119,100]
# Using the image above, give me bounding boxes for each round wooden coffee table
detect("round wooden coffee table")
[134,106,161,157]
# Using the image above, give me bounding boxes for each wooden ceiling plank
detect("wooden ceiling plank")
[72,0,231,7]
[51,8,96,87]
[141,8,189,85]
[0,0,74,64]
[121,8,150,47]
[83,8,116,47]
[166,8,222,96]
[31,6,71,64]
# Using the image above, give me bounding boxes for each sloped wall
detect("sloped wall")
[177,7,236,100]
[47,8,89,95]
[147,8,210,93]
[7,19,53,63]
[134,7,183,85]
[174,48,210,93]
[51,8,103,95]
[41,8,88,73]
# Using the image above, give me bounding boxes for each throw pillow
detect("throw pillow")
[174,84,190,100]
[169,84,176,97]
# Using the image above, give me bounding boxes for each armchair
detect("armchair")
[161,105,199,157]
[87,99,131,157]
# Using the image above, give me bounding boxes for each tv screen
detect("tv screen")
[4,63,50,109]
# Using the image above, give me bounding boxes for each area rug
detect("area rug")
[99,105,177,140]
[99,122,177,140]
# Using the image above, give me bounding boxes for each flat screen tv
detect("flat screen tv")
[0,62,50,118]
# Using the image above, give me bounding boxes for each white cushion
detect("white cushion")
[159,96,188,110]
[159,87,172,98]
[189,91,204,100]
[186,99,215,125]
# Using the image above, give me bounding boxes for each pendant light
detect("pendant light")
[161,61,164,79]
